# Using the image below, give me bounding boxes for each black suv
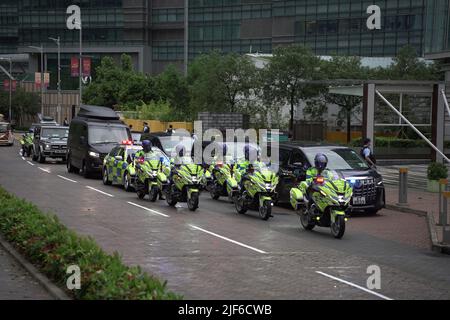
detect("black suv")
[31,125,69,163]
[276,142,385,214]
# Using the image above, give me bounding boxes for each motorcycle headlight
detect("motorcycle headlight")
[89,151,100,158]
[151,171,158,177]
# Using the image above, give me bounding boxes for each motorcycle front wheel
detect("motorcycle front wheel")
[149,185,159,202]
[210,184,220,200]
[331,215,346,239]
[188,192,199,211]
[259,200,272,221]
[166,188,177,207]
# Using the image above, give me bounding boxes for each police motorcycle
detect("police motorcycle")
[233,146,279,221]
[135,141,170,202]
[289,154,353,239]
[20,129,34,157]
[164,145,205,211]
[205,143,239,202]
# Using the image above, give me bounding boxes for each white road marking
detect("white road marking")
[127,201,170,218]
[189,225,267,254]
[316,271,393,300]
[21,156,25,160]
[38,167,51,173]
[57,175,78,183]
[86,186,114,198]
[26,161,35,166]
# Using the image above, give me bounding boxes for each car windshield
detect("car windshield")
[159,136,193,157]
[303,148,369,170]
[0,124,8,133]
[89,125,130,144]
[131,132,141,142]
[41,128,69,139]
[223,142,260,161]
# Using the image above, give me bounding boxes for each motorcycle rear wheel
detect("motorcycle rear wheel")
[234,194,247,214]
[331,216,346,239]
[300,211,315,231]
[166,189,177,206]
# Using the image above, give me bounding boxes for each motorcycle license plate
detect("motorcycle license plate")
[353,196,366,205]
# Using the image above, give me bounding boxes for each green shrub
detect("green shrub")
[427,162,448,181]
[0,187,181,300]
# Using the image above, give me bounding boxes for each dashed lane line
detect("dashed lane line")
[316,271,393,301]
[26,161,35,166]
[189,224,267,254]
[57,175,78,183]
[86,186,114,198]
[127,201,170,218]
[38,167,51,173]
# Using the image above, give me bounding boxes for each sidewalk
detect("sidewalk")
[0,244,53,300]
[385,186,450,249]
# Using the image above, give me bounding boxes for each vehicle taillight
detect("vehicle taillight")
[138,156,145,164]
[121,140,132,145]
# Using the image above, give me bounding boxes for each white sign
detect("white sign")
[366,5,381,30]
[66,5,81,30]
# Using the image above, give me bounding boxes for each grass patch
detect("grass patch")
[0,186,181,300]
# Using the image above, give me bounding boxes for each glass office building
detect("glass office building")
[0,0,448,80]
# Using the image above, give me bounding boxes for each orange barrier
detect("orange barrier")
[326,131,362,143]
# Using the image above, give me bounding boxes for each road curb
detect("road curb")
[385,204,427,217]
[426,212,450,255]
[0,234,72,300]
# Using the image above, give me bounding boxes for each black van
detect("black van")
[67,105,131,178]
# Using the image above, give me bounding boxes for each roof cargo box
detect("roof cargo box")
[77,105,120,120]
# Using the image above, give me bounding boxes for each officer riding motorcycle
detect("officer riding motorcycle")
[234,144,279,220]
[20,129,34,157]
[290,153,353,239]
[164,144,205,211]
[135,140,168,201]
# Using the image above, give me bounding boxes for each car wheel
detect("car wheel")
[103,167,112,185]
[38,151,45,163]
[81,161,91,179]
[67,155,79,173]
[123,172,133,191]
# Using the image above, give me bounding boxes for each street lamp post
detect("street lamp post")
[184,0,189,76]
[28,45,45,116]
[0,57,12,122]
[49,37,61,124]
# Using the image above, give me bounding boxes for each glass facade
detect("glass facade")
[186,0,428,59]
[0,0,19,54]
[424,0,450,55]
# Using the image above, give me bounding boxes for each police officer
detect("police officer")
[298,153,334,202]
[135,140,155,158]
[361,138,376,169]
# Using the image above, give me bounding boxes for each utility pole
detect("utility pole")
[184,0,189,76]
[49,37,61,124]
[28,45,45,115]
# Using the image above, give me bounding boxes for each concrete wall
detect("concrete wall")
[197,112,250,132]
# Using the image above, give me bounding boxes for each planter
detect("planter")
[427,180,441,193]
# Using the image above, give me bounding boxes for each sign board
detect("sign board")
[34,72,50,88]
[71,57,79,77]
[82,57,91,77]
[3,79,17,92]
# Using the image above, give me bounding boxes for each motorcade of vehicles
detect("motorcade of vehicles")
[31,125,69,163]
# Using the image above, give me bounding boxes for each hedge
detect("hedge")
[350,137,432,148]
[0,187,181,300]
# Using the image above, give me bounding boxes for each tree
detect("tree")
[262,45,323,137]
[83,54,157,109]
[155,65,189,120]
[188,51,257,115]
[0,88,40,126]
[324,56,369,143]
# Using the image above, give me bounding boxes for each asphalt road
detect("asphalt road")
[1,143,450,300]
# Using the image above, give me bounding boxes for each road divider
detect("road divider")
[315,271,393,300]
[127,201,170,218]
[189,224,267,254]
[86,186,114,198]
[57,175,78,183]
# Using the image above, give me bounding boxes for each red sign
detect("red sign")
[82,57,91,77]
[3,79,17,92]
[71,57,79,77]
